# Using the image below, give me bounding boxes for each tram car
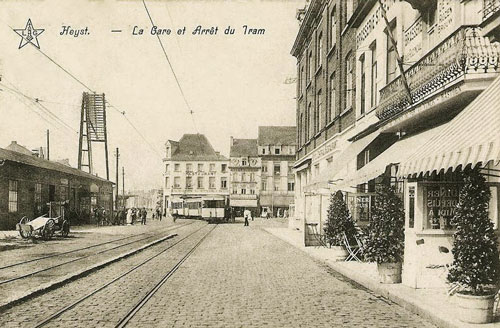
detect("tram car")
[170,196,227,221]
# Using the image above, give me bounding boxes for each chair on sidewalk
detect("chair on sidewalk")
[343,232,362,262]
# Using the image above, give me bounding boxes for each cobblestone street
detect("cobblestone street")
[0,219,437,328]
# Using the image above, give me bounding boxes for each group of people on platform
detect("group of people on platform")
[111,207,164,226]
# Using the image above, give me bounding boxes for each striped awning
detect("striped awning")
[343,126,447,187]
[398,75,500,177]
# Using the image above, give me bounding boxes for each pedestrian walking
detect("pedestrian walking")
[243,209,250,227]
[126,208,133,225]
[141,207,147,225]
[156,208,162,221]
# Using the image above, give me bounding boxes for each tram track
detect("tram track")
[31,224,217,328]
[0,221,193,271]
[0,222,195,286]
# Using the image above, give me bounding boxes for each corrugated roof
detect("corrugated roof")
[399,75,500,177]
[230,139,258,157]
[170,134,227,161]
[0,147,112,183]
[258,126,296,146]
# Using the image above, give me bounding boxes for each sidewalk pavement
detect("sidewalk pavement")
[265,227,500,328]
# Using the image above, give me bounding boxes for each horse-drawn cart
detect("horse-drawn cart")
[16,201,70,240]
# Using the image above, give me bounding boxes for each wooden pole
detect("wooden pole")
[46,129,50,160]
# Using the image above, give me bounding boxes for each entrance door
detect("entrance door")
[49,185,56,201]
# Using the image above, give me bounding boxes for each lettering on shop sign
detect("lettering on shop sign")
[312,139,338,161]
[186,171,216,176]
[425,184,461,230]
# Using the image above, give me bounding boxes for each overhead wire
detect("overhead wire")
[5,24,163,159]
[0,80,78,134]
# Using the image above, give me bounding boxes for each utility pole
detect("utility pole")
[115,148,119,209]
[122,166,125,208]
[46,129,50,160]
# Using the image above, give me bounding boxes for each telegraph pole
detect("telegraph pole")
[122,166,125,208]
[46,129,50,160]
[115,148,120,209]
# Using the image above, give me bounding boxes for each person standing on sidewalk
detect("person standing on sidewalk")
[243,209,250,227]
[126,208,133,225]
[141,207,147,225]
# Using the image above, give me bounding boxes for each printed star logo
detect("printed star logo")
[14,19,44,49]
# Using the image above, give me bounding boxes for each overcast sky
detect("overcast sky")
[0,0,303,190]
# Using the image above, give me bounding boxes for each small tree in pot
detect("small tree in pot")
[448,170,500,324]
[324,191,357,261]
[363,185,405,283]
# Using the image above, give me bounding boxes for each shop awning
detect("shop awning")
[343,126,447,187]
[294,157,311,172]
[398,75,500,177]
[309,131,380,185]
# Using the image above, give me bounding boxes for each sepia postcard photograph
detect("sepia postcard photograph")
[0,0,500,327]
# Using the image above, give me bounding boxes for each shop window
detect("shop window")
[8,180,18,213]
[347,192,376,223]
[424,183,461,230]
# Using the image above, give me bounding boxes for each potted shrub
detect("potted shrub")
[363,185,405,283]
[448,170,500,324]
[324,191,357,261]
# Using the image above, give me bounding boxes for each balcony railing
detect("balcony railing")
[484,0,500,20]
[377,26,500,121]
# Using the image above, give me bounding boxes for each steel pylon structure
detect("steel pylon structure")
[77,92,110,180]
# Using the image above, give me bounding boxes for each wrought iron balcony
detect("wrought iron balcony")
[377,26,500,121]
[484,0,500,20]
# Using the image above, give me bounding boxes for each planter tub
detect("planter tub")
[456,292,495,324]
[330,246,348,261]
[377,262,402,284]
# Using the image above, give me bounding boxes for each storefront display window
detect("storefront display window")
[423,183,461,230]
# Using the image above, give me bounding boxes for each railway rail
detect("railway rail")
[32,224,216,328]
[0,221,194,285]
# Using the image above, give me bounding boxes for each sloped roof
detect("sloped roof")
[230,139,258,157]
[170,134,227,161]
[0,147,112,183]
[6,142,32,155]
[258,126,296,146]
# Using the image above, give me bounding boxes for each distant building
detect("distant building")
[0,143,113,229]
[163,134,229,213]
[258,126,296,217]
[126,189,163,210]
[229,138,261,216]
